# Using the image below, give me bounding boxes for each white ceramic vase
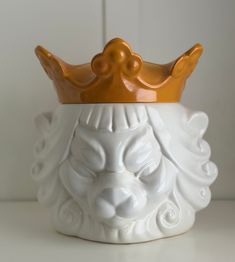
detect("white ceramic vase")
[32,103,218,243]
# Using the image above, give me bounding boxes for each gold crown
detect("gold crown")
[35,38,203,103]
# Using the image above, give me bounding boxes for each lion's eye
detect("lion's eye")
[71,135,105,172]
[77,164,95,179]
[136,162,158,179]
[69,157,96,181]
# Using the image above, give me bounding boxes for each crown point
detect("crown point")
[171,43,203,78]
[105,37,127,46]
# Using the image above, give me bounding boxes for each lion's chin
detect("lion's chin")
[100,216,135,229]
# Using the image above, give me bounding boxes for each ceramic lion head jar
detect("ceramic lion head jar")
[32,38,218,244]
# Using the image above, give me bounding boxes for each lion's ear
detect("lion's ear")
[187,111,209,137]
[34,112,52,135]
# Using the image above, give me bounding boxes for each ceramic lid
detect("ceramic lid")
[35,38,203,104]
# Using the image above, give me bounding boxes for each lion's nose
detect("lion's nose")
[100,188,131,206]
[94,188,143,219]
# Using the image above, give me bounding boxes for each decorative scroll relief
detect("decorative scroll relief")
[31,103,217,243]
[146,104,218,212]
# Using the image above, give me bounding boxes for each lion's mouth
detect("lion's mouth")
[101,215,134,229]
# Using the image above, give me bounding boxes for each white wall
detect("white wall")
[0,0,234,200]
[0,0,103,200]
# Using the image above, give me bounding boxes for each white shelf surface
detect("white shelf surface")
[0,200,234,262]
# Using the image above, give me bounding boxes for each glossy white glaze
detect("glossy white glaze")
[31,103,218,243]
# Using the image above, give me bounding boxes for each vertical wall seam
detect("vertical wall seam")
[137,0,141,53]
[102,0,107,45]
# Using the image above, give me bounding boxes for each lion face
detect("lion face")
[32,103,217,243]
[59,123,176,228]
